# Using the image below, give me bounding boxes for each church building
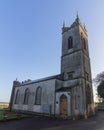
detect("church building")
[10,16,95,119]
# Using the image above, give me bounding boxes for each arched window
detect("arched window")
[81,33,83,44]
[35,87,42,105]
[83,38,86,50]
[86,85,92,107]
[81,33,87,50]
[23,88,30,105]
[15,90,20,104]
[68,36,73,49]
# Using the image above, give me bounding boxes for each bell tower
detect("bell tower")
[61,15,95,117]
[61,16,91,80]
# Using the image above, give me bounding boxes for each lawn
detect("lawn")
[95,102,104,111]
[96,102,104,106]
[0,110,28,121]
[0,111,4,119]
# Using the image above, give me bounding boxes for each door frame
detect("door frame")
[60,94,68,118]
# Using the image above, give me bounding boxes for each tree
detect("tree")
[93,71,104,101]
[97,81,104,100]
[93,71,104,85]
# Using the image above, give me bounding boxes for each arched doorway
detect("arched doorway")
[60,94,68,118]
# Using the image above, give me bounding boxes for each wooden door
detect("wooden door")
[60,94,68,118]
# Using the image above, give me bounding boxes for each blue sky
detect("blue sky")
[0,0,104,102]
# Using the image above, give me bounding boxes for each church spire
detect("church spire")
[75,11,81,25]
[83,23,87,32]
[63,21,65,27]
[84,23,86,28]
[76,11,79,19]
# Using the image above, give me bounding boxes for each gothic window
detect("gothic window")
[23,88,30,105]
[35,87,42,105]
[86,85,92,107]
[68,36,73,49]
[15,90,20,104]
[83,38,86,50]
[81,33,87,51]
[81,33,83,42]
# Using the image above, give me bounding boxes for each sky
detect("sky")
[0,0,104,102]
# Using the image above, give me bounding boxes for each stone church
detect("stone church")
[10,16,95,119]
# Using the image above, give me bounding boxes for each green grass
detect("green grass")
[0,110,28,121]
[96,102,104,106]
[0,111,4,119]
[95,102,104,110]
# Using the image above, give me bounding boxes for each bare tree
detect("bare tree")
[93,71,104,85]
[93,71,104,101]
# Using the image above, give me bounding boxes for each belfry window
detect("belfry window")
[23,88,30,105]
[81,33,87,51]
[15,90,20,104]
[35,87,42,105]
[83,38,86,50]
[68,36,73,49]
